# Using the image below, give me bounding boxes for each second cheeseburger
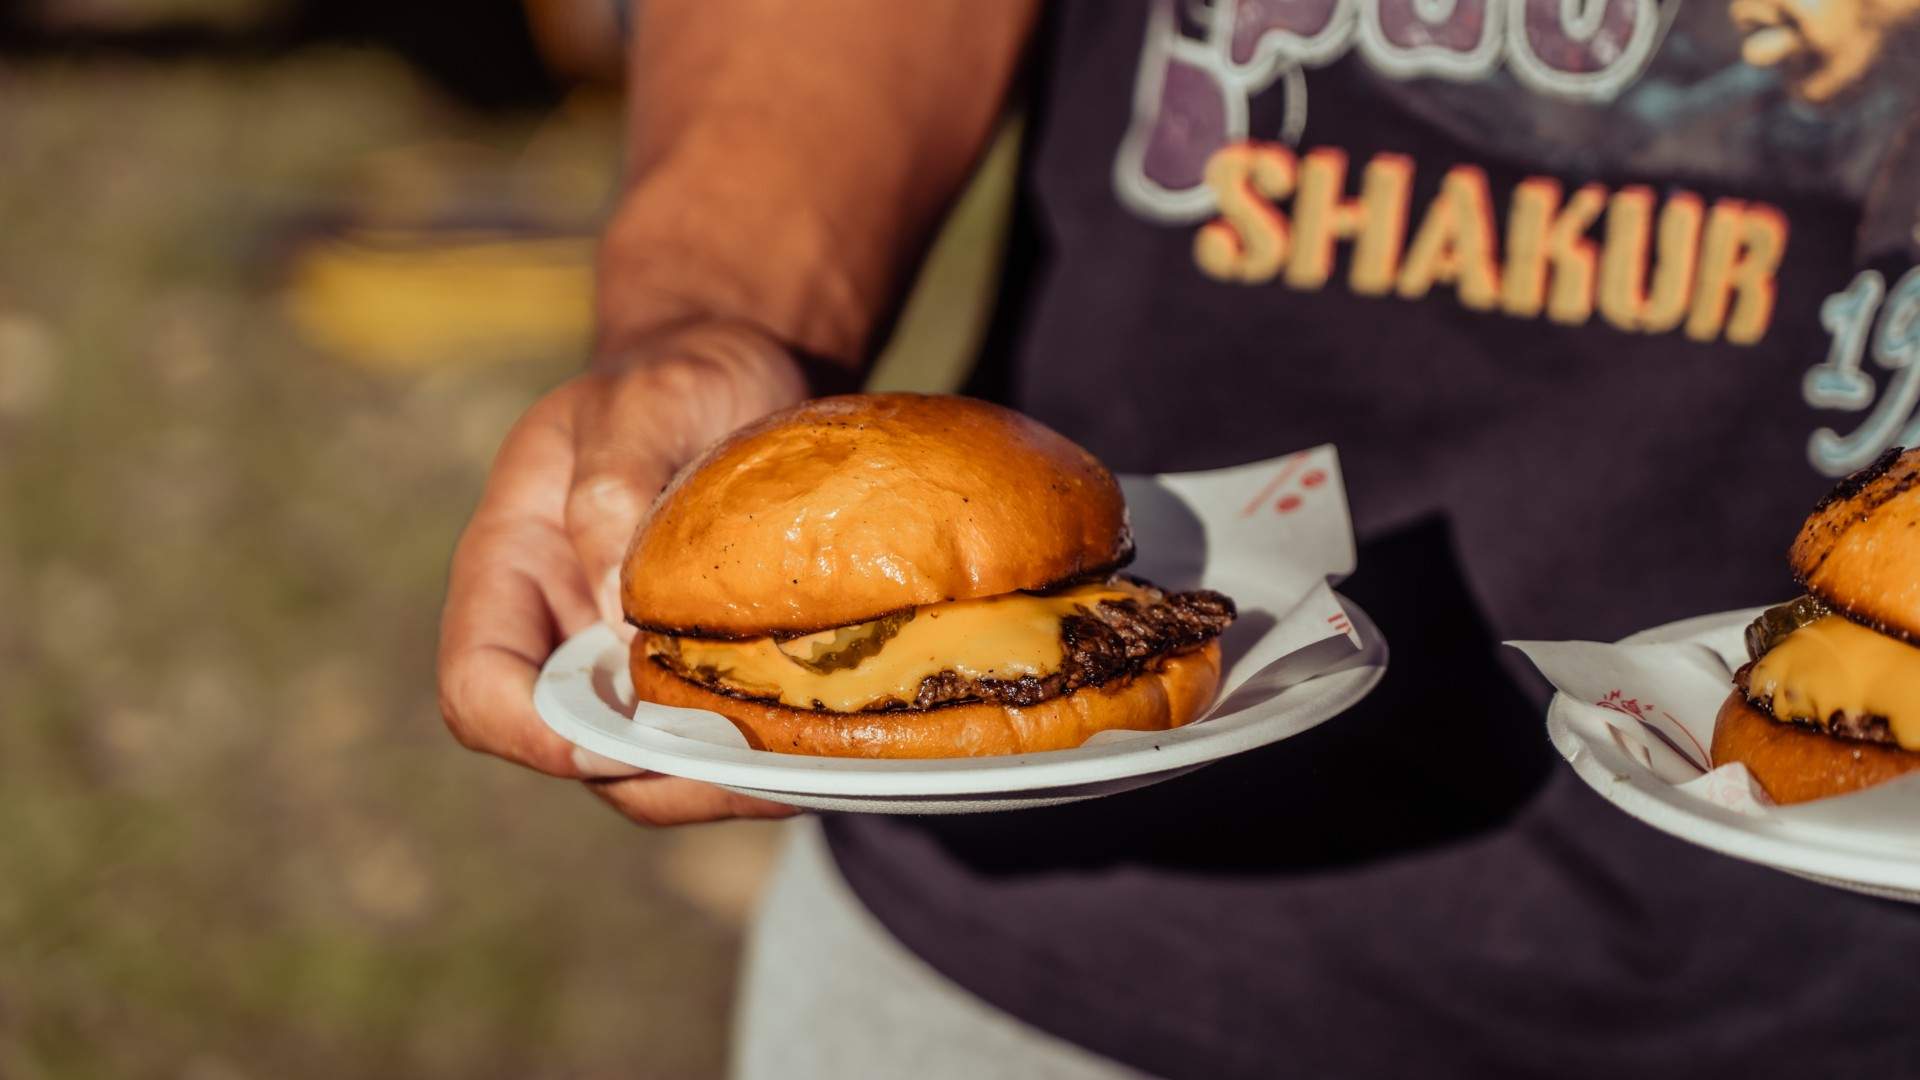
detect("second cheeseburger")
[1715,446,1920,802]
[619,393,1236,758]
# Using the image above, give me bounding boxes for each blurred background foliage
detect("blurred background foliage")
[0,2,1011,1076]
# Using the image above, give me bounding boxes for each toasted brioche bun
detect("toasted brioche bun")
[621,394,1131,638]
[630,640,1221,759]
[1790,446,1920,640]
[1710,691,1920,804]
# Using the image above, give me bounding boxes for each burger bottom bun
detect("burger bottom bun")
[629,641,1222,759]
[1710,691,1920,804]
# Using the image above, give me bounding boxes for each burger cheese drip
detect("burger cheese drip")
[653,580,1151,713]
[1748,613,1920,750]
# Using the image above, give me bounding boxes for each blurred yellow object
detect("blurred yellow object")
[283,232,595,370]
[287,115,1019,379]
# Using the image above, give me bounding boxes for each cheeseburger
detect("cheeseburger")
[1714,447,1920,803]
[619,394,1235,758]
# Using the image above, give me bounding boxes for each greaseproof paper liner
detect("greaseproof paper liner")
[622,445,1366,751]
[1510,621,1920,847]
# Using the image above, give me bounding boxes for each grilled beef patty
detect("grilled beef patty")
[653,586,1236,713]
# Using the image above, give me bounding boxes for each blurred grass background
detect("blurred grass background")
[0,2,1010,1076]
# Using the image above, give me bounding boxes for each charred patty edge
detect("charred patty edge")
[1733,661,1899,746]
[649,586,1235,714]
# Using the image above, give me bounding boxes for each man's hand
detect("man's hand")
[437,320,807,826]
[438,0,1036,826]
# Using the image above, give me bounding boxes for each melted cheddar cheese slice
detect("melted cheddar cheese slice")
[1749,614,1920,749]
[652,580,1149,712]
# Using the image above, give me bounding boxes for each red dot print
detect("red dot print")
[1276,494,1303,513]
[1300,469,1326,488]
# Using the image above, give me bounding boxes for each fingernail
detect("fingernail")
[597,565,624,628]
[573,746,643,778]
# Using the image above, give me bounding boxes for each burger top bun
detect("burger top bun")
[621,393,1133,637]
[1791,446,1920,639]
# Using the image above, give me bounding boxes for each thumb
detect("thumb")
[567,466,669,630]
[565,381,682,630]
[565,324,813,628]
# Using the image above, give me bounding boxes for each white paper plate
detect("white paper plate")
[534,594,1386,814]
[1548,608,1920,902]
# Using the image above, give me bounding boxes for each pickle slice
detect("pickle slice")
[1744,594,1831,661]
[774,610,914,674]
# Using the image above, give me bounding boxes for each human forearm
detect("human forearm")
[595,0,1039,369]
[439,1,1039,826]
